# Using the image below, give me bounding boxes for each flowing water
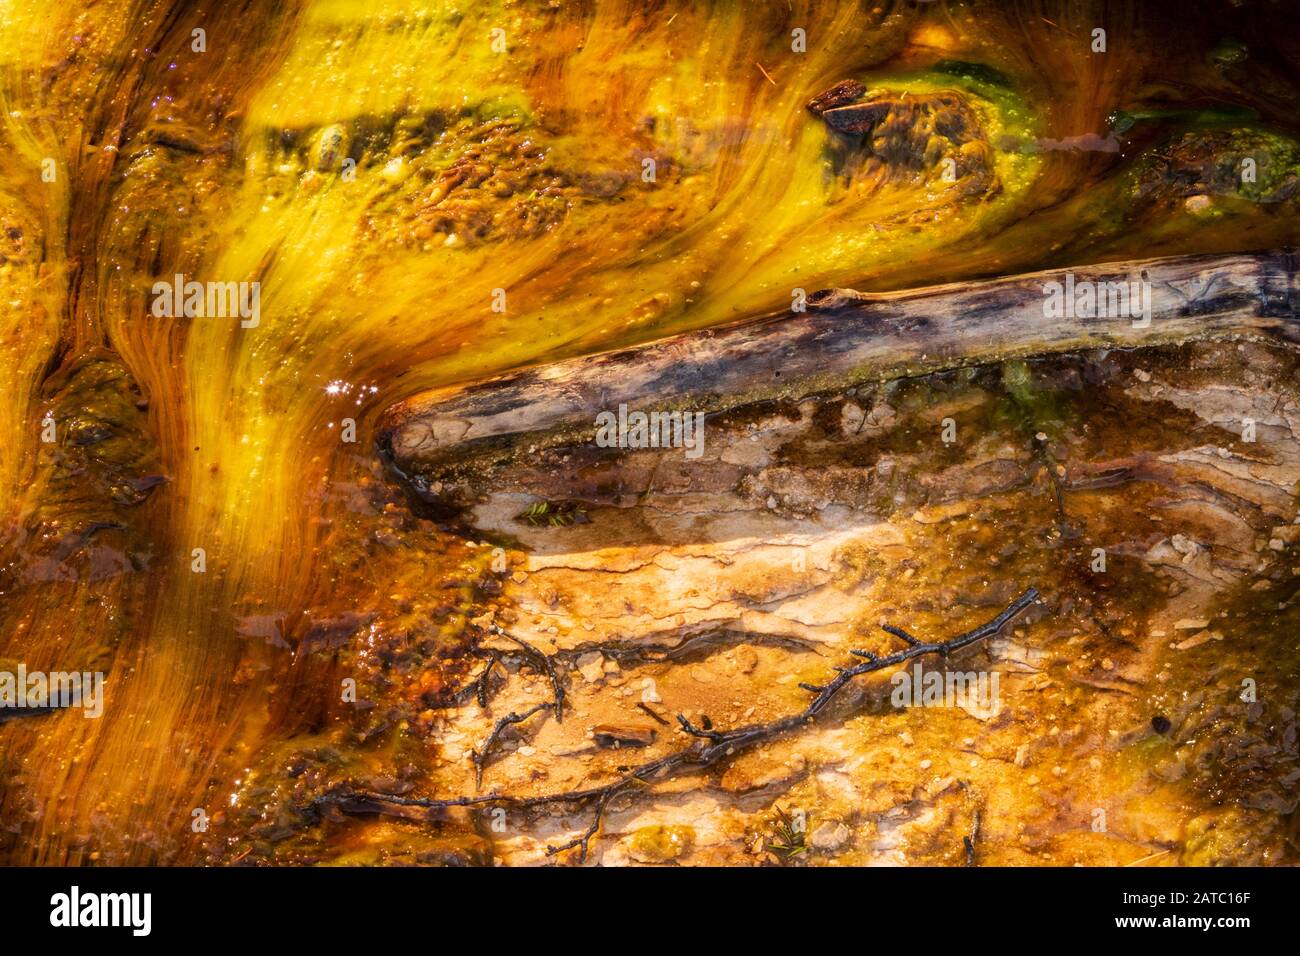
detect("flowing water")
[0,0,1297,864]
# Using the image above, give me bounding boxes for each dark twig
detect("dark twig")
[472,651,499,709]
[472,703,551,789]
[964,808,981,867]
[799,589,1040,718]
[637,702,670,726]
[676,714,725,742]
[880,624,922,646]
[330,589,1040,860]
[545,789,616,864]
[492,626,566,722]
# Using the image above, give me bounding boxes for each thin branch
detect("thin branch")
[492,626,566,722]
[422,643,554,713]
[881,624,922,646]
[472,702,551,789]
[472,651,499,709]
[800,588,1040,719]
[545,789,615,864]
[636,702,670,726]
[964,808,981,867]
[1124,847,1174,867]
[327,589,1040,860]
[676,714,725,742]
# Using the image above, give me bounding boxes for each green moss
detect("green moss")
[1231,130,1300,202]
[1122,124,1300,209]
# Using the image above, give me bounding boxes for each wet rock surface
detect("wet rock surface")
[1131,127,1300,209]
[304,339,1300,866]
[809,82,996,194]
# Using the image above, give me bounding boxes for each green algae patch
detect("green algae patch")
[627,825,695,863]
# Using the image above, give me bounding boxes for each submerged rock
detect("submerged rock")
[627,824,695,863]
[1132,128,1300,206]
[808,82,996,191]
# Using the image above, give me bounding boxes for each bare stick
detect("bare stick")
[545,789,616,864]
[328,589,1040,860]
[472,651,499,709]
[491,626,566,722]
[964,808,981,867]
[676,714,724,742]
[637,702,669,726]
[799,589,1040,718]
[472,702,550,789]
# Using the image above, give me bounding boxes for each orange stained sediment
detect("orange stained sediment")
[0,0,1297,863]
